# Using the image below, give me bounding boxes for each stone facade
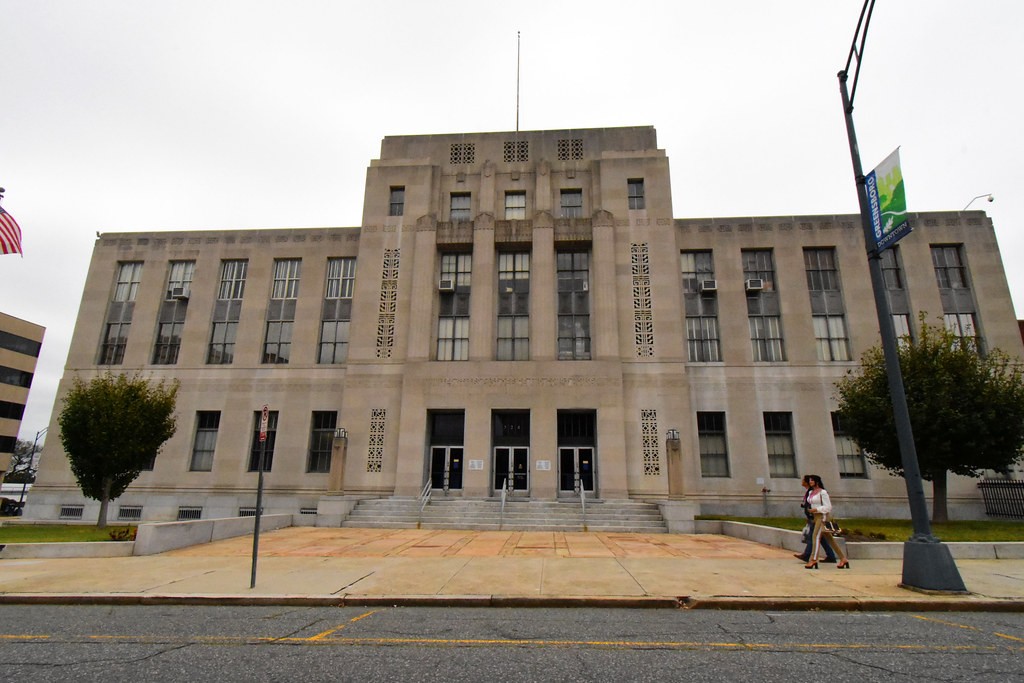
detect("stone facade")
[25,126,1023,522]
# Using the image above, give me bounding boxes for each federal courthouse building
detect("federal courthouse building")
[26,126,1023,523]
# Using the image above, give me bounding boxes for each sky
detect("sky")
[2,0,1022,447]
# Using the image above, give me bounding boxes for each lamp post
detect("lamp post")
[839,0,964,592]
[962,194,994,211]
[18,427,47,507]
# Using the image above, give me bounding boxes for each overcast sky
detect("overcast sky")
[2,1,1022,445]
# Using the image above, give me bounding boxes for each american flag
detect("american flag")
[0,205,23,256]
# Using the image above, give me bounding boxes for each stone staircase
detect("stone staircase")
[341,497,668,533]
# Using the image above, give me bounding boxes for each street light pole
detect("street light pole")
[19,427,47,507]
[839,0,964,592]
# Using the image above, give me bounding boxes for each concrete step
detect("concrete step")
[341,496,668,533]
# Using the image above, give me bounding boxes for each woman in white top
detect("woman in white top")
[805,474,850,570]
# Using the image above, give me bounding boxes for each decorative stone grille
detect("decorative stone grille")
[367,408,386,473]
[376,248,400,359]
[557,138,584,160]
[641,409,660,475]
[631,243,655,357]
[503,140,529,162]
[450,143,476,164]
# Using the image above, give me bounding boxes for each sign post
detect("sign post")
[250,405,269,589]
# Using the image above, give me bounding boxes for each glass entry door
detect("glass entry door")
[559,447,595,495]
[430,446,463,491]
[494,447,529,494]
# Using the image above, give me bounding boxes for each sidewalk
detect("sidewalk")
[2,527,1023,610]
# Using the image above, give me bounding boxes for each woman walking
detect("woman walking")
[796,475,836,563]
[805,474,849,570]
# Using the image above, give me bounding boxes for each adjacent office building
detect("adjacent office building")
[25,126,1023,523]
[1,312,44,475]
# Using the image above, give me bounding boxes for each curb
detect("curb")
[1,593,1023,611]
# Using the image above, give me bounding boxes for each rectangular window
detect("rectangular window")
[944,312,978,345]
[263,259,301,364]
[627,178,645,210]
[697,412,730,477]
[165,260,195,300]
[270,258,302,300]
[208,259,247,366]
[437,253,472,360]
[560,189,583,219]
[763,412,797,478]
[152,321,184,365]
[100,323,131,365]
[389,186,405,217]
[749,315,785,362]
[681,251,720,362]
[557,251,591,360]
[880,248,904,290]
[319,257,356,364]
[832,413,867,478]
[931,245,967,289]
[813,315,851,361]
[450,192,471,222]
[804,248,839,291]
[892,313,912,345]
[497,252,530,360]
[153,260,194,365]
[113,262,144,302]
[189,411,220,472]
[504,191,526,220]
[218,259,248,300]
[248,410,278,471]
[741,249,777,291]
[307,411,337,473]
[100,262,143,365]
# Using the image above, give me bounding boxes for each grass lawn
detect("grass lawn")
[697,516,1024,542]
[0,524,136,543]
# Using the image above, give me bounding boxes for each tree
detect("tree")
[4,439,37,483]
[58,373,179,527]
[836,317,1024,522]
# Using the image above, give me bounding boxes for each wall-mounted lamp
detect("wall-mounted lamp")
[333,427,348,440]
[666,429,680,442]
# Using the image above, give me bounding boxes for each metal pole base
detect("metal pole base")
[900,539,968,593]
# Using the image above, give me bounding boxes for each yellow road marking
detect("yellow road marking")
[0,633,1019,652]
[308,609,379,641]
[912,616,981,631]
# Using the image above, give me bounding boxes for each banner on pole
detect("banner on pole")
[866,147,911,251]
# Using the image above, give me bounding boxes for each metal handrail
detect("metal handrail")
[580,485,587,532]
[499,479,508,531]
[417,480,432,529]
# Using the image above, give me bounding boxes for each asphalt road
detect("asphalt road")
[1,605,1022,682]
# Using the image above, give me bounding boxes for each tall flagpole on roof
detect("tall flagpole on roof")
[516,31,521,133]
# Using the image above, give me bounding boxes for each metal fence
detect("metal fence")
[977,480,1024,519]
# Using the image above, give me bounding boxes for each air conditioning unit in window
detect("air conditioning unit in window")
[744,278,765,292]
[698,279,718,294]
[170,286,190,300]
[438,279,455,292]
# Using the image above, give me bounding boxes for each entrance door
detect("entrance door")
[559,447,595,494]
[494,447,529,493]
[430,446,463,491]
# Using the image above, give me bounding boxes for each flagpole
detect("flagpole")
[515,31,521,133]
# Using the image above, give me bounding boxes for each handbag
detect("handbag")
[823,517,843,536]
[800,522,811,544]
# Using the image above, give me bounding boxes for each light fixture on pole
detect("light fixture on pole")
[962,194,994,211]
[666,429,680,443]
[838,0,964,592]
[334,427,348,440]
[19,427,48,507]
